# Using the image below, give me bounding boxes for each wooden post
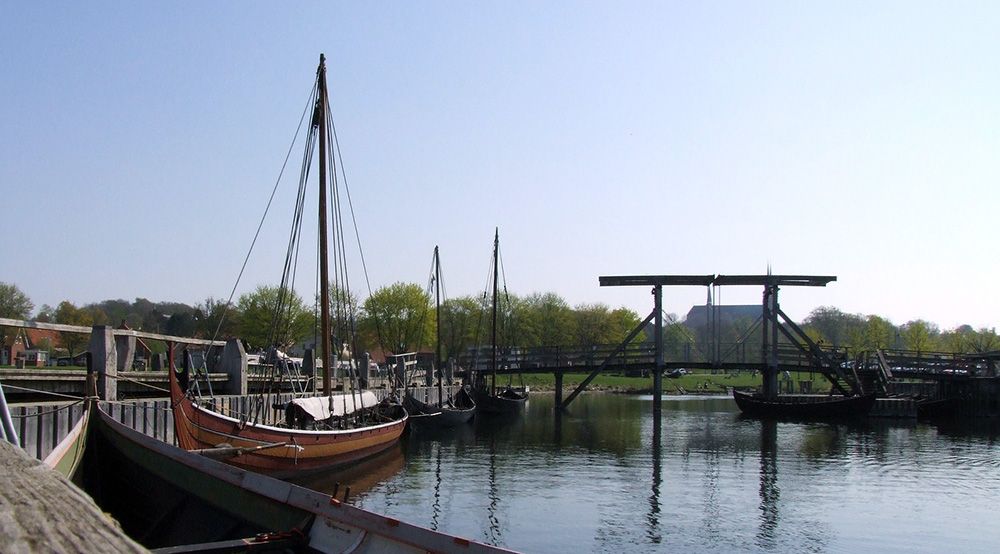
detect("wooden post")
[219,338,248,395]
[653,285,663,418]
[88,326,117,401]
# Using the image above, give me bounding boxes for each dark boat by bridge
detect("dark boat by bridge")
[473,229,527,414]
[403,246,476,428]
[733,390,876,419]
[404,386,476,427]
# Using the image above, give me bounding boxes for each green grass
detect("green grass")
[509,371,831,395]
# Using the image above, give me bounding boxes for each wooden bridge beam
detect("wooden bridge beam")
[560,309,656,409]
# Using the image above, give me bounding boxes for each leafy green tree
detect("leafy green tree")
[573,303,640,348]
[860,315,895,350]
[609,307,643,343]
[360,282,434,354]
[901,320,938,353]
[802,306,865,348]
[194,297,240,339]
[0,282,33,319]
[54,301,93,358]
[0,283,33,350]
[34,304,55,323]
[236,285,313,351]
[518,292,576,347]
[439,295,485,362]
[967,327,1000,353]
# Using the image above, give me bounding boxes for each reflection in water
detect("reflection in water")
[647,417,662,544]
[486,436,502,546]
[323,394,1000,553]
[553,408,563,446]
[292,441,405,500]
[757,420,779,549]
[430,442,442,531]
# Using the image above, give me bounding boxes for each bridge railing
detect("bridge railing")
[872,349,988,377]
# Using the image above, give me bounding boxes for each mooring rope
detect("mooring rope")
[107,374,170,394]
[0,384,86,401]
[8,399,86,419]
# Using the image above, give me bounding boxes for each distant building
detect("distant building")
[1,328,63,366]
[683,305,761,328]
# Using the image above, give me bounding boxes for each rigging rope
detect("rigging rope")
[204,82,317,368]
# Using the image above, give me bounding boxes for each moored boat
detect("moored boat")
[733,390,876,419]
[170,365,407,478]
[168,54,408,478]
[403,246,477,428]
[473,229,528,414]
[69,401,511,553]
[473,386,528,415]
[405,386,476,427]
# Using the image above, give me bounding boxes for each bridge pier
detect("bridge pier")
[114,332,136,373]
[218,339,248,395]
[88,326,117,400]
[653,285,663,418]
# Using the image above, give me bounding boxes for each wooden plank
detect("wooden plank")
[713,275,836,287]
[600,275,717,287]
[0,441,145,552]
[0,317,225,345]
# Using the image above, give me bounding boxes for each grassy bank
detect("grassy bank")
[500,371,832,395]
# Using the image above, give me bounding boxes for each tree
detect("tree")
[236,285,313,351]
[573,303,638,348]
[0,282,33,319]
[0,283,33,350]
[359,282,433,354]
[803,306,865,349]
[194,297,239,339]
[518,292,576,347]
[54,301,93,358]
[439,295,485,363]
[966,327,1000,354]
[34,304,55,323]
[901,320,938,353]
[860,315,895,350]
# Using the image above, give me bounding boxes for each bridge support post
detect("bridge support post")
[653,285,663,417]
[219,338,248,395]
[761,285,779,399]
[554,372,563,408]
[88,326,117,400]
[114,332,135,373]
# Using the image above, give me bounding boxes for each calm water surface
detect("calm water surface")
[303,393,1000,553]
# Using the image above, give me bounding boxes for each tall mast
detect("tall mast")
[435,246,443,408]
[491,228,499,396]
[317,54,332,396]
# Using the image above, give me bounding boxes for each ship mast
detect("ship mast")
[490,228,499,396]
[435,246,443,408]
[317,54,332,396]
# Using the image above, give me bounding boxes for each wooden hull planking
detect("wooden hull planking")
[170,368,407,478]
[87,403,512,553]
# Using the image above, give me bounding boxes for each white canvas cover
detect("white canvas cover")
[289,391,379,421]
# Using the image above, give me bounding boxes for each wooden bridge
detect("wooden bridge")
[461,274,1000,412]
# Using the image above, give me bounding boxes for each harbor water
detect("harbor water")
[301,393,1000,553]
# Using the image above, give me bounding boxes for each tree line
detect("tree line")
[2,281,997,362]
[0,281,643,362]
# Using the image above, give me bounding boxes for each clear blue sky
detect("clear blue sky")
[2,1,998,330]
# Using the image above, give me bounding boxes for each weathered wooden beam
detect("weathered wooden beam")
[713,275,836,287]
[0,318,225,346]
[600,275,716,287]
[561,309,656,409]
